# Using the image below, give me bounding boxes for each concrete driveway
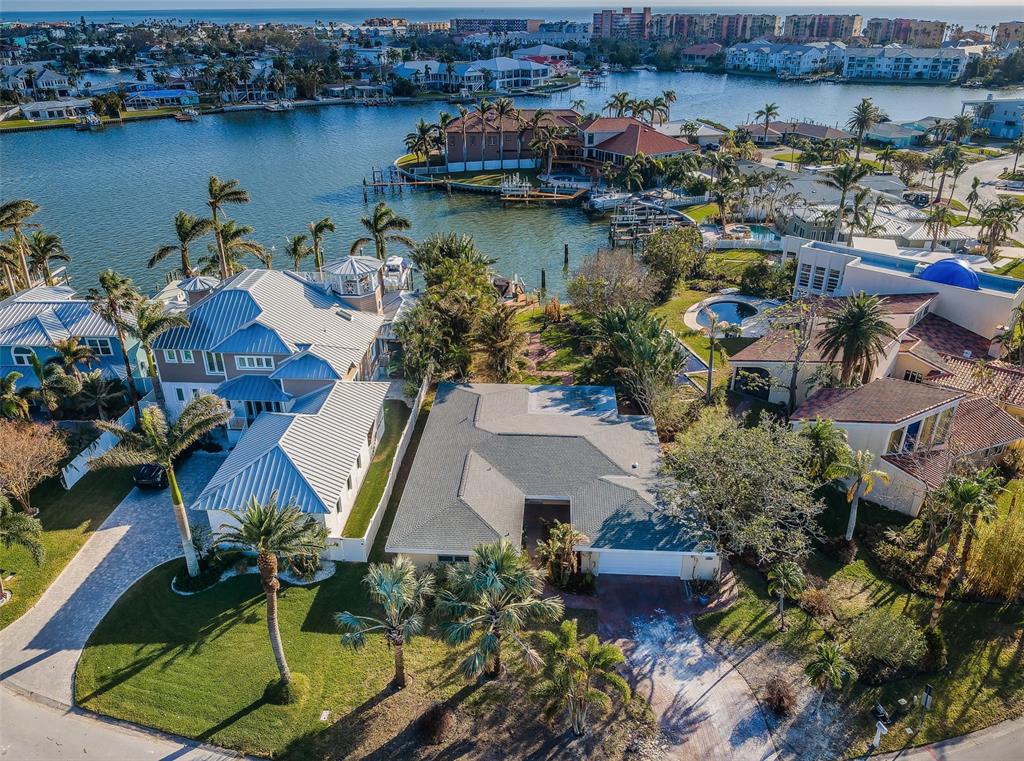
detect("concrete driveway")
[590,577,778,761]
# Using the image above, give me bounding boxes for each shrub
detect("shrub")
[847,609,926,683]
[798,587,834,621]
[264,672,310,705]
[289,552,322,580]
[762,676,796,717]
[172,549,245,593]
[922,625,948,672]
[825,536,858,565]
[966,498,1024,602]
[417,702,455,745]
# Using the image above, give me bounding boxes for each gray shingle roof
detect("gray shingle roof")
[385,384,705,556]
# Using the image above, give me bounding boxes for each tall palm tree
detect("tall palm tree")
[0,371,29,419]
[876,145,896,173]
[86,270,142,419]
[606,91,631,117]
[437,538,564,678]
[350,202,415,260]
[955,467,1002,587]
[846,98,882,163]
[337,557,434,689]
[124,299,189,410]
[0,495,44,603]
[1010,135,1024,175]
[404,118,435,162]
[91,396,231,577]
[199,219,267,274]
[798,417,851,482]
[805,641,856,714]
[307,217,334,275]
[925,204,956,251]
[819,163,870,243]
[929,473,993,627]
[78,369,124,421]
[949,114,974,144]
[25,231,69,285]
[532,618,630,737]
[830,449,890,542]
[218,495,326,695]
[474,304,526,383]
[28,354,79,418]
[475,99,494,166]
[977,199,1021,261]
[283,234,311,270]
[529,126,568,177]
[754,102,779,144]
[149,210,213,277]
[933,143,962,203]
[948,158,968,202]
[0,237,21,295]
[965,176,982,222]
[206,176,251,280]
[493,97,516,170]
[0,199,40,289]
[767,561,806,631]
[817,293,899,386]
[455,104,470,169]
[50,336,95,379]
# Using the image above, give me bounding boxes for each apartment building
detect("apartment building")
[726,40,846,76]
[843,45,968,82]
[393,56,550,93]
[449,18,542,35]
[864,18,948,48]
[649,13,781,44]
[592,7,652,40]
[783,14,863,42]
[962,94,1024,139]
[994,21,1024,46]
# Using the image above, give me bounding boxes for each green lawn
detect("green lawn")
[75,560,621,760]
[0,469,135,629]
[516,306,587,375]
[995,259,1024,279]
[341,401,412,538]
[683,202,720,223]
[695,486,1024,755]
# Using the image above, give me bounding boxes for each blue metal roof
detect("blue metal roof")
[125,88,198,99]
[154,288,261,351]
[211,322,292,355]
[214,374,292,403]
[269,351,342,381]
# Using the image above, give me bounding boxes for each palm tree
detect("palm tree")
[876,145,896,173]
[817,292,899,386]
[966,176,982,221]
[955,467,1002,587]
[925,204,956,251]
[50,336,95,379]
[200,220,267,274]
[124,299,189,410]
[307,217,334,275]
[846,98,883,163]
[349,202,415,261]
[767,561,806,631]
[606,91,631,117]
[437,538,564,678]
[818,163,870,243]
[0,495,44,603]
[798,417,851,482]
[0,371,28,419]
[948,158,968,202]
[149,211,213,277]
[949,114,974,144]
[91,396,231,577]
[535,521,589,588]
[933,143,962,203]
[493,97,516,170]
[28,354,79,417]
[529,126,568,177]
[337,557,434,688]
[455,104,470,169]
[829,449,890,542]
[219,495,326,695]
[0,237,21,295]
[475,99,494,166]
[78,369,124,421]
[929,473,993,627]
[1010,135,1024,175]
[532,619,630,737]
[0,199,40,289]
[283,234,311,271]
[206,176,251,280]
[86,270,142,419]
[474,304,526,383]
[25,231,69,285]
[977,199,1021,261]
[805,641,856,714]
[754,102,779,145]
[404,118,435,162]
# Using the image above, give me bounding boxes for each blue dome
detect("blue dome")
[917,258,980,290]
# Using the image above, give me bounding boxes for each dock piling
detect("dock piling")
[563,243,569,269]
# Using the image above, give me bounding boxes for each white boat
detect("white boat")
[265,100,294,112]
[585,191,634,212]
[98,66,120,74]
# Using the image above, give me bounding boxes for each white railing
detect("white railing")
[336,373,430,562]
[60,391,157,490]
[708,238,783,251]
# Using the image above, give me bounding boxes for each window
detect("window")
[903,370,922,383]
[919,414,936,450]
[934,408,953,444]
[825,268,841,294]
[235,355,275,370]
[356,454,362,469]
[163,349,177,364]
[12,346,34,366]
[797,262,812,288]
[180,349,194,363]
[204,352,225,375]
[903,419,922,452]
[244,400,282,420]
[437,555,470,564]
[191,388,200,399]
[346,475,353,490]
[886,427,905,454]
[811,265,826,291]
[175,388,185,402]
[84,337,113,356]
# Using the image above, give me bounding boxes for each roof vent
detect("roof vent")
[631,462,639,469]
[335,309,352,321]
[963,350,972,359]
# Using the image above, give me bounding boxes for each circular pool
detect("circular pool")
[696,300,758,327]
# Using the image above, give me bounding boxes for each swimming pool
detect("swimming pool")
[748,224,781,241]
[696,300,758,327]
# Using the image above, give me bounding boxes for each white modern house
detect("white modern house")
[843,45,968,81]
[17,97,93,121]
[726,40,846,75]
[962,94,1024,139]
[386,384,720,579]
[393,56,550,92]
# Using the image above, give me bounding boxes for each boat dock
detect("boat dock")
[609,202,693,248]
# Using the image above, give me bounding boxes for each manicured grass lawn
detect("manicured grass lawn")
[996,259,1024,279]
[516,306,587,375]
[695,486,1024,755]
[772,152,802,164]
[0,118,76,131]
[443,169,542,187]
[683,202,720,223]
[652,284,708,336]
[76,560,631,760]
[711,248,768,279]
[0,469,135,630]
[341,401,412,539]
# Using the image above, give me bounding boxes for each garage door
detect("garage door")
[597,551,682,577]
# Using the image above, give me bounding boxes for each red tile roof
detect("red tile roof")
[927,356,1024,407]
[681,43,722,56]
[592,123,696,157]
[730,327,843,364]
[903,314,992,360]
[792,377,964,424]
[577,116,639,131]
[882,396,1024,488]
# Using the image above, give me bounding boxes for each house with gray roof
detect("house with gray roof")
[386,383,720,579]
[152,260,404,440]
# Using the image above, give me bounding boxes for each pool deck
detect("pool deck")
[683,293,781,337]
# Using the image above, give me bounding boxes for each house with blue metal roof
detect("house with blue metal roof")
[0,285,146,395]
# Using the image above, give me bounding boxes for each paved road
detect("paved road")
[949,153,1024,236]
[876,713,1024,761]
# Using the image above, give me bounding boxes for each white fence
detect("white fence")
[335,374,431,562]
[707,238,783,251]
[60,391,157,490]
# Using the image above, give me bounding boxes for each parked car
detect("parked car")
[704,143,721,152]
[133,463,168,489]
[775,161,786,168]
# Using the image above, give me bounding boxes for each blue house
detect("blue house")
[0,285,147,393]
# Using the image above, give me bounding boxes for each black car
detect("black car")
[133,463,168,489]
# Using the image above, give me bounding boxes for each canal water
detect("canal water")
[3,71,1021,296]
